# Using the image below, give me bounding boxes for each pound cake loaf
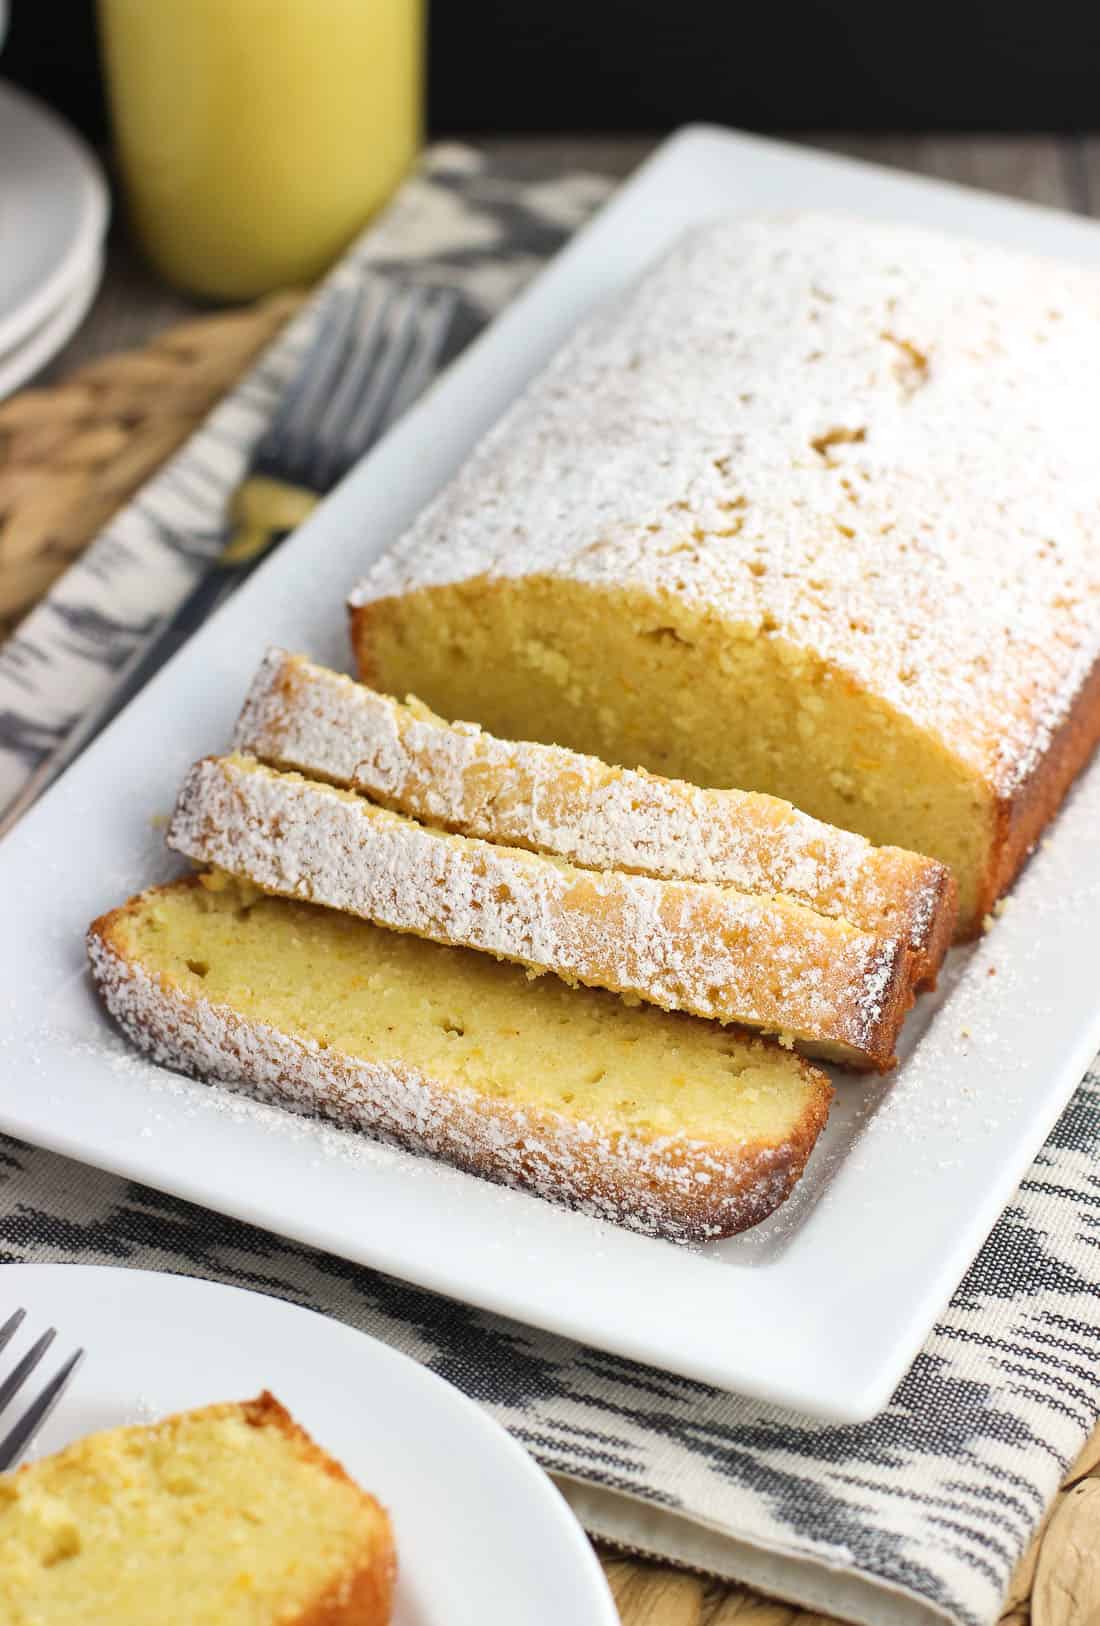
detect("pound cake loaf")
[167,753,916,1068]
[348,213,1100,935]
[0,1391,394,1625]
[88,877,833,1240]
[235,647,956,984]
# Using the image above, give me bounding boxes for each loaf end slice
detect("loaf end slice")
[88,878,833,1241]
[0,1389,395,1625]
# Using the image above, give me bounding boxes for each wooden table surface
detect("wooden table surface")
[23,132,1100,1626]
[44,133,1100,378]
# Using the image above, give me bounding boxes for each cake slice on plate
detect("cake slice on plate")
[0,1392,394,1624]
[88,876,833,1241]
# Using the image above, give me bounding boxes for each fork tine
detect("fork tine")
[256,292,349,445]
[0,1310,26,1359]
[253,286,364,475]
[312,285,421,491]
[249,273,456,499]
[0,1348,84,1472]
[0,1328,56,1419]
[326,286,437,486]
[261,292,356,448]
[306,281,399,490]
[377,287,458,433]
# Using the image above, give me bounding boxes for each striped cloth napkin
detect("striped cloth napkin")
[1,145,1098,1626]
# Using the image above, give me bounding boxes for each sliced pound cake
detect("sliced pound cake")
[0,1392,394,1624]
[234,648,956,985]
[88,876,833,1240]
[348,214,1100,935]
[167,753,916,1068]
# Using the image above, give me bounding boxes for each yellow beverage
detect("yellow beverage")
[98,0,423,300]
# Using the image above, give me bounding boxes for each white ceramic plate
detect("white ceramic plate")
[0,81,108,360]
[0,250,103,401]
[2,1264,616,1625]
[2,126,1100,1423]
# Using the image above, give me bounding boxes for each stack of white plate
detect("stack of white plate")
[0,80,110,399]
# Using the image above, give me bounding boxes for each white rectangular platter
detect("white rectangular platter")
[3,126,1100,1423]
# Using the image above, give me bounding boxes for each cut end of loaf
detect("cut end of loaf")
[87,877,832,1242]
[351,577,996,935]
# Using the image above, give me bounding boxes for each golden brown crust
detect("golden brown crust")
[294,1558,396,1626]
[8,1386,396,1626]
[244,647,957,991]
[88,883,833,1242]
[88,871,203,939]
[168,755,916,1070]
[222,1392,397,1626]
[903,863,958,990]
[358,588,1100,952]
[238,1394,395,1626]
[975,652,1100,937]
[348,601,379,690]
[842,936,914,1076]
[353,604,956,997]
[348,217,1100,946]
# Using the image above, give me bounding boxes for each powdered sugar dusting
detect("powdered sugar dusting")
[86,924,824,1242]
[236,649,953,969]
[167,755,910,1065]
[349,213,1100,797]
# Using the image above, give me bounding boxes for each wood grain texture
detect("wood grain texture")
[2,134,1098,1626]
[1031,1478,1100,1626]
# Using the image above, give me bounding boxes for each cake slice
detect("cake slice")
[234,648,956,985]
[88,876,833,1240]
[347,214,1100,936]
[0,1391,394,1624]
[167,754,916,1069]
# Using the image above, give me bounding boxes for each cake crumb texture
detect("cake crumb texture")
[0,1391,395,1625]
[349,213,1100,934]
[235,649,956,984]
[87,876,833,1241]
[167,754,915,1068]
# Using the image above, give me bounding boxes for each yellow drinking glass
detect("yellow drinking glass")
[98,0,423,300]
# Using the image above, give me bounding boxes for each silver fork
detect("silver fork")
[0,1309,84,1471]
[0,274,457,836]
[250,275,457,500]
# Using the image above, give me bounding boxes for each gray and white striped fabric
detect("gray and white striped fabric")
[1,146,1098,1626]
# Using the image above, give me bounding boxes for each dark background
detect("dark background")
[5,0,1100,138]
